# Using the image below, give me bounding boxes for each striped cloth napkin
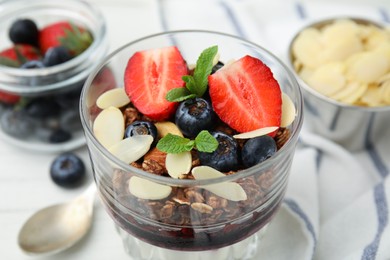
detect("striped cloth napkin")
[153,0,390,259]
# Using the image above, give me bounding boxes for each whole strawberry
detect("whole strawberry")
[0,44,41,67]
[39,21,93,56]
[0,90,20,104]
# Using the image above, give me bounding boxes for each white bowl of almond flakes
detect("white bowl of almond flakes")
[288,17,390,151]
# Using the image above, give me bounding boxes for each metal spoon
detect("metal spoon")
[18,183,96,255]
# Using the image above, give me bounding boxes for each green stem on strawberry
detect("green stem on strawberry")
[166,45,218,102]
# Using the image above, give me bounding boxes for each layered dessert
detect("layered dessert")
[87,43,298,254]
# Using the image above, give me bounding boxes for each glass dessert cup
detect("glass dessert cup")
[80,30,303,259]
[0,0,108,152]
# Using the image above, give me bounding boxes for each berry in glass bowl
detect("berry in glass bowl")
[0,0,109,153]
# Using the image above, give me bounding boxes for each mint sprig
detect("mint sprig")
[157,130,218,154]
[166,45,218,102]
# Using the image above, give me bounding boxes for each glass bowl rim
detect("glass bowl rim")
[80,29,304,186]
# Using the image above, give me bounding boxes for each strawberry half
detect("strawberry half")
[0,44,41,67]
[39,21,93,55]
[208,55,282,134]
[124,46,188,121]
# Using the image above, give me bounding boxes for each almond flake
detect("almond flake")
[109,135,153,164]
[96,88,130,109]
[192,166,247,201]
[280,93,296,127]
[166,151,192,178]
[128,176,172,200]
[233,126,279,139]
[155,121,183,137]
[93,107,124,149]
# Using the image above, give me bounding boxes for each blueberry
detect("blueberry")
[241,135,277,168]
[198,132,239,172]
[60,110,82,132]
[50,153,85,188]
[0,108,36,138]
[9,19,39,46]
[20,60,45,69]
[211,61,224,74]
[49,128,72,143]
[54,83,83,109]
[43,47,72,67]
[175,98,215,137]
[124,121,157,144]
[25,98,60,119]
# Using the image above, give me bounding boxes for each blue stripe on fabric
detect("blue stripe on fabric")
[156,0,177,46]
[362,183,388,260]
[284,198,317,257]
[156,0,168,31]
[329,107,341,131]
[379,8,390,23]
[219,1,247,38]
[295,2,307,19]
[365,111,388,179]
[315,150,323,171]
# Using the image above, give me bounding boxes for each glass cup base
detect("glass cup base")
[115,224,269,260]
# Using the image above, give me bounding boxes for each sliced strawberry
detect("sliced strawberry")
[208,55,282,134]
[0,90,20,104]
[39,21,92,55]
[124,46,188,121]
[0,44,41,67]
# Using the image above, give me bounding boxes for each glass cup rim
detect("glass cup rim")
[80,29,304,186]
[0,0,107,94]
[287,16,390,112]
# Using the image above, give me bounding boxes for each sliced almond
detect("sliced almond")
[192,166,247,201]
[93,107,124,149]
[108,135,153,164]
[233,126,278,139]
[280,93,296,127]
[192,166,225,179]
[212,52,221,66]
[166,151,192,178]
[128,176,172,200]
[96,88,130,109]
[155,121,183,137]
[201,182,247,202]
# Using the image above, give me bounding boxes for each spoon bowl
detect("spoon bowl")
[18,183,96,255]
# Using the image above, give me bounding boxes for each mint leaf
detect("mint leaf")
[165,45,218,103]
[182,75,197,94]
[192,45,218,97]
[156,134,195,154]
[194,130,218,153]
[166,87,197,102]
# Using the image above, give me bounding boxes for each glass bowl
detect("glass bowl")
[0,0,108,152]
[80,30,303,259]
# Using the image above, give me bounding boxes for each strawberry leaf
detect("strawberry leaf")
[166,88,197,102]
[60,22,93,56]
[0,57,20,67]
[195,130,218,152]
